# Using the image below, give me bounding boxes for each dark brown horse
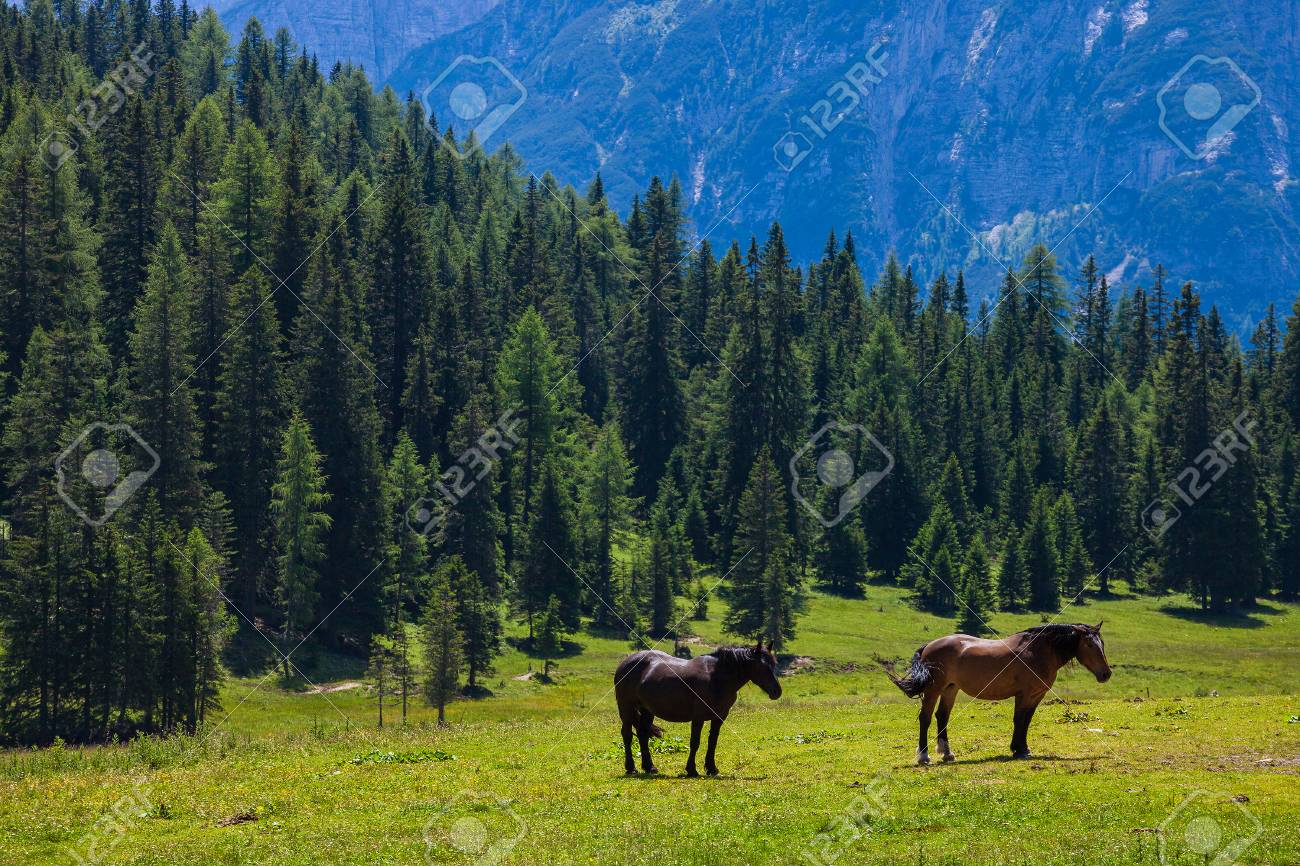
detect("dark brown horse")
[614,640,782,776]
[886,623,1112,764]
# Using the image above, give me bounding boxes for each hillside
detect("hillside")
[6,587,1300,865]
[211,0,1300,323]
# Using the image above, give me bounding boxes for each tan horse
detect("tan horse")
[886,623,1112,764]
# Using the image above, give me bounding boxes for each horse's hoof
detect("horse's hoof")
[705,767,719,777]
[916,756,930,766]
[1011,750,1031,760]
[625,768,637,776]
[941,754,955,763]
[684,768,699,778]
[643,766,659,775]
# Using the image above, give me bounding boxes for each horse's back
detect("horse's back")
[614,649,674,689]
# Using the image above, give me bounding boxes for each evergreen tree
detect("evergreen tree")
[421,566,463,725]
[270,411,331,674]
[1020,489,1060,612]
[128,222,205,521]
[723,449,803,649]
[580,422,636,627]
[1053,492,1093,599]
[957,537,993,635]
[516,460,580,635]
[213,266,286,605]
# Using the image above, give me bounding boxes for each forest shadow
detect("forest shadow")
[1157,604,1270,629]
[507,635,585,659]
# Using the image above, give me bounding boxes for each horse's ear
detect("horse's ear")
[1094,620,1104,631]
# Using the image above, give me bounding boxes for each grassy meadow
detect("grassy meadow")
[3,585,1298,865]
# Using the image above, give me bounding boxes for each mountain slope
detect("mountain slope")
[207,0,502,80]
[233,0,1300,322]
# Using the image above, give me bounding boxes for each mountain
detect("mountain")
[206,0,501,80]
[224,0,1300,326]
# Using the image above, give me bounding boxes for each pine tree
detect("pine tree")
[723,449,803,649]
[903,502,960,612]
[1020,489,1060,612]
[646,499,677,639]
[421,566,462,725]
[442,556,501,691]
[128,221,205,522]
[213,266,286,605]
[580,422,636,627]
[811,485,870,596]
[495,307,562,551]
[1053,492,1093,600]
[620,237,684,499]
[998,527,1028,610]
[366,633,399,728]
[270,411,331,674]
[957,537,993,635]
[516,460,581,635]
[213,118,278,275]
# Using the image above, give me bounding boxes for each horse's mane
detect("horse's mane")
[707,646,756,668]
[1017,624,1083,662]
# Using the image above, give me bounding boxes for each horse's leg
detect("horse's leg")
[684,718,703,777]
[704,718,723,776]
[935,685,958,762]
[637,711,658,774]
[1010,693,1042,759]
[917,688,940,765]
[619,706,636,775]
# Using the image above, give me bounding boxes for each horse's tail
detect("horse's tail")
[881,644,934,699]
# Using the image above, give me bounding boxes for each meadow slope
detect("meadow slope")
[3,587,1298,865]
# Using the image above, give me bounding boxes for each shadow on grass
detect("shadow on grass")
[942,753,1099,766]
[1157,604,1272,629]
[506,635,585,659]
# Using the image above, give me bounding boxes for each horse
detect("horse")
[614,639,782,776]
[885,622,1112,764]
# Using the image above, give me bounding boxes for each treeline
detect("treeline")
[2,0,1299,745]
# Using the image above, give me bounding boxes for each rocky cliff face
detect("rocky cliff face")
[224,0,1300,321]
[207,0,502,80]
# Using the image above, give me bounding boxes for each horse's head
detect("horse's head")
[1075,622,1112,683]
[747,638,782,700]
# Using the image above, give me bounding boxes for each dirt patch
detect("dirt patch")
[782,656,816,675]
[1218,753,1300,774]
[302,681,364,695]
[217,810,258,827]
[512,672,537,681]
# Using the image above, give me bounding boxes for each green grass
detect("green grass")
[3,587,1299,865]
